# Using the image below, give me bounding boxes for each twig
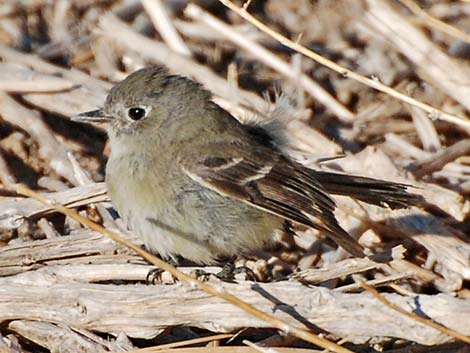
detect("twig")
[12,183,356,353]
[243,339,282,353]
[335,272,413,292]
[122,334,233,353]
[0,150,16,187]
[0,183,108,230]
[0,92,78,185]
[398,0,470,43]
[0,79,76,92]
[364,0,470,114]
[185,4,354,121]
[412,139,470,177]
[320,337,349,353]
[141,0,192,57]
[409,106,441,153]
[217,0,470,129]
[358,280,470,344]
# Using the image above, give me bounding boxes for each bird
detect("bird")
[74,65,423,267]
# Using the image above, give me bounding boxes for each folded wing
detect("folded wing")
[180,145,365,257]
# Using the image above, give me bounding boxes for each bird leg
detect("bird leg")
[146,258,179,284]
[194,262,257,282]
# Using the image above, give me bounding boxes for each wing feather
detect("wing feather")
[180,149,364,257]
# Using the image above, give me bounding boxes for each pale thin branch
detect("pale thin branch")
[413,139,470,177]
[0,183,108,230]
[364,0,470,115]
[0,79,76,92]
[409,106,442,153]
[0,92,78,185]
[9,320,134,353]
[141,0,192,57]
[123,334,233,353]
[185,4,355,121]
[335,272,413,292]
[398,0,470,43]
[217,0,470,129]
[359,280,470,344]
[243,339,282,353]
[0,149,16,186]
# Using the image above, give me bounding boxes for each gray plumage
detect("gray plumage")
[75,66,424,263]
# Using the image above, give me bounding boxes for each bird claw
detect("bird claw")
[193,263,257,282]
[146,265,179,284]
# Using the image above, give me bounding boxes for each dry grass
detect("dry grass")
[0,1,469,352]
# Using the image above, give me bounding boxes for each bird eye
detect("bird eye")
[128,107,146,121]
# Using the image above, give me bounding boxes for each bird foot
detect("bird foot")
[145,259,179,284]
[193,263,257,282]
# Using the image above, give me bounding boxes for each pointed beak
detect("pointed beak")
[71,109,113,125]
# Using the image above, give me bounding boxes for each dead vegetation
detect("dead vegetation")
[0,0,469,352]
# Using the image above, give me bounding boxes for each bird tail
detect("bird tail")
[311,170,424,209]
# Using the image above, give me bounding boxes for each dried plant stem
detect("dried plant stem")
[358,280,470,344]
[124,334,234,353]
[12,183,355,353]
[0,79,76,92]
[185,4,354,121]
[398,0,470,43]
[413,139,470,177]
[141,0,192,57]
[243,339,282,353]
[217,0,470,129]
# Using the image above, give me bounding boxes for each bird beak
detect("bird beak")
[72,109,113,125]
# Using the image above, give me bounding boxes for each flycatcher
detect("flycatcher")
[74,66,422,264]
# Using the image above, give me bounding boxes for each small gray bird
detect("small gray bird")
[75,66,422,264]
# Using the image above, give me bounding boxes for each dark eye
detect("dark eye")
[128,107,146,120]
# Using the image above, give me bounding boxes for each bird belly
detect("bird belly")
[107,163,282,264]
[138,191,282,264]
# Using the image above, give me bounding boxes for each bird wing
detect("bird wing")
[179,144,364,257]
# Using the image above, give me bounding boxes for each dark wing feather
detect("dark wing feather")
[180,146,364,257]
[311,170,424,209]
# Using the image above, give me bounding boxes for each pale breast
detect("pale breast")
[105,148,283,264]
